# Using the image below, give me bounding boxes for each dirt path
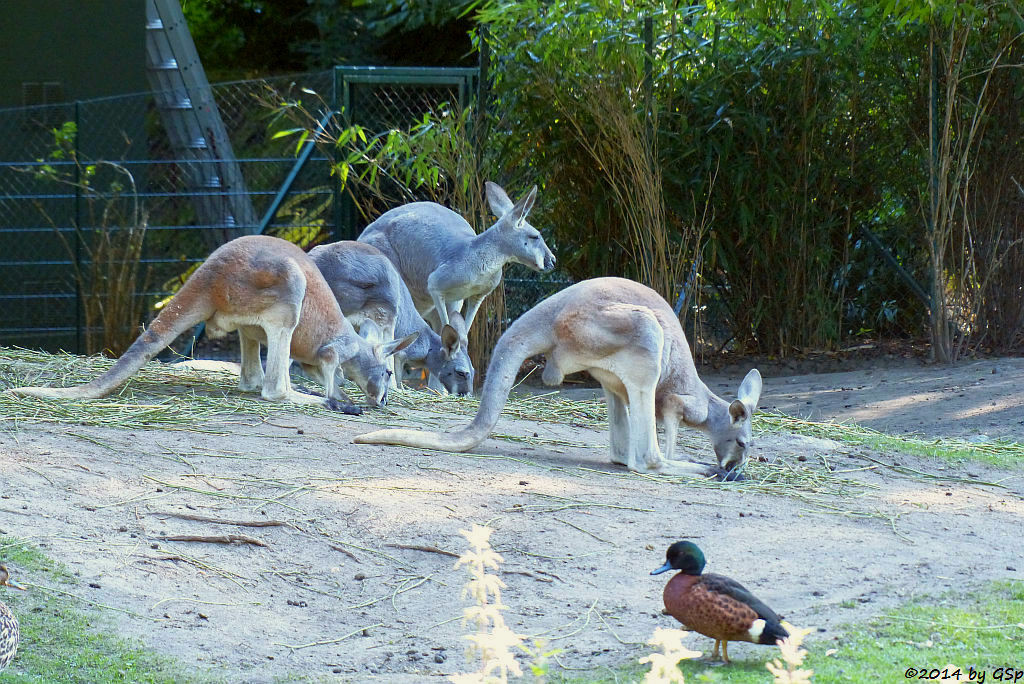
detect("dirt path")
[1,357,1023,682]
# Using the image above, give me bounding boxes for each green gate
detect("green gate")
[331,66,480,239]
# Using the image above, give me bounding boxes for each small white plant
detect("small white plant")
[449,524,526,684]
[766,622,815,684]
[638,627,701,684]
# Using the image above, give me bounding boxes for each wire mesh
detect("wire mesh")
[0,71,335,353]
[1,66,930,358]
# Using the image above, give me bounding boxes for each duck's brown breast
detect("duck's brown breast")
[663,573,760,643]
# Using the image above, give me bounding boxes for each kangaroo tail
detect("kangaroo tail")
[8,286,213,400]
[354,318,551,451]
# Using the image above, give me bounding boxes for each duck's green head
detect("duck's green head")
[650,541,706,576]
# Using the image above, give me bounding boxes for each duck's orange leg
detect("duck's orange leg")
[721,641,731,664]
[710,640,721,660]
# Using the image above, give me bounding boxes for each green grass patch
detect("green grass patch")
[548,580,1024,683]
[809,580,1024,683]
[0,537,211,683]
[758,411,1024,470]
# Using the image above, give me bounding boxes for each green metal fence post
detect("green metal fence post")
[74,100,82,354]
[332,66,343,242]
[257,110,334,234]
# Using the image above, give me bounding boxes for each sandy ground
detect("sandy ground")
[1,355,1023,682]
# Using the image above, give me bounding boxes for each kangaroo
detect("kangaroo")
[357,181,556,333]
[308,240,474,396]
[6,235,417,411]
[355,278,762,477]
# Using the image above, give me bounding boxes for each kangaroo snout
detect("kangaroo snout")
[542,252,556,272]
[454,368,473,397]
[440,367,474,397]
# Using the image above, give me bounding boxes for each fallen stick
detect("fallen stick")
[502,569,554,583]
[152,511,287,527]
[328,543,361,563]
[384,543,459,558]
[156,534,268,547]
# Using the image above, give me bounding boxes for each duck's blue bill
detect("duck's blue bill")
[650,561,672,575]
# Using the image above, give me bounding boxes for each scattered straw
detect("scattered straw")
[273,623,385,650]
[758,410,1024,470]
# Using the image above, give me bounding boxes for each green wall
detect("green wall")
[0,0,146,108]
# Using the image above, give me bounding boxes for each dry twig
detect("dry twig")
[155,534,268,547]
[385,543,459,558]
[152,511,288,528]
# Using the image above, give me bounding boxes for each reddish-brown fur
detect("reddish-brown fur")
[7,235,414,408]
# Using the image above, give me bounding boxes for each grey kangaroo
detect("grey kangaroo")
[7,235,417,411]
[356,277,762,477]
[308,240,474,396]
[357,182,556,332]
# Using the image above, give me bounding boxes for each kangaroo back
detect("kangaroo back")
[308,241,400,331]
[9,274,215,399]
[358,202,476,308]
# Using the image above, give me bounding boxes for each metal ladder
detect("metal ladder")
[144,0,257,241]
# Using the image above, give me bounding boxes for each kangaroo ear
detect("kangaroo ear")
[446,310,469,341]
[381,332,419,357]
[728,399,749,424]
[731,368,762,423]
[441,324,460,358]
[510,185,538,225]
[485,181,514,217]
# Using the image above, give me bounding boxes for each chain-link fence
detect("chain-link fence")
[0,66,569,354]
[0,70,334,352]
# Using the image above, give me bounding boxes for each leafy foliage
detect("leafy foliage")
[182,0,477,77]
[21,122,150,357]
[477,0,1023,355]
[259,0,1024,357]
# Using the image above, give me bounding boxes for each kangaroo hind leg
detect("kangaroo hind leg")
[604,389,631,467]
[238,330,265,392]
[258,270,306,403]
[561,302,665,472]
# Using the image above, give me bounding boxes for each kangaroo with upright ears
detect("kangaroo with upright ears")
[357,182,556,333]
[308,240,475,396]
[6,235,417,411]
[356,278,762,477]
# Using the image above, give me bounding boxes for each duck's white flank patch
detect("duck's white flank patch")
[748,619,766,639]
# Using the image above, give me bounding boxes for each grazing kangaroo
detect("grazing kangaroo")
[355,278,762,476]
[308,240,474,396]
[357,182,556,332]
[7,235,417,411]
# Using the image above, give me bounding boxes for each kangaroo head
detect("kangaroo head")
[710,368,762,474]
[486,181,556,273]
[430,312,475,396]
[350,322,419,406]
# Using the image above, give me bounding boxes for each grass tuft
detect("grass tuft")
[548,581,1024,684]
[0,537,211,683]
[758,411,1024,470]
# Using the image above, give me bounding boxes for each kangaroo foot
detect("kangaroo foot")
[711,465,745,482]
[649,459,720,478]
[326,397,363,415]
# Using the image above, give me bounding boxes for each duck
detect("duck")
[651,541,788,663]
[1,564,26,672]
